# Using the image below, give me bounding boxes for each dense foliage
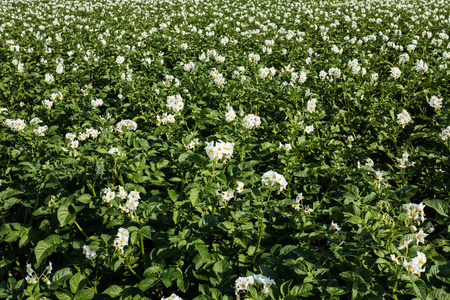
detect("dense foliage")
[0,0,449,299]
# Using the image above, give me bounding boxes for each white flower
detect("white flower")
[305,125,314,134]
[402,202,426,222]
[70,140,79,149]
[331,220,341,231]
[116,119,137,133]
[398,239,413,250]
[236,181,245,193]
[390,254,401,265]
[261,170,287,191]
[307,98,317,113]
[102,187,115,203]
[242,114,261,129]
[375,170,383,181]
[440,126,450,140]
[114,228,129,251]
[116,56,125,64]
[45,262,53,275]
[166,94,184,112]
[415,229,428,245]
[397,110,412,127]
[45,73,54,84]
[82,245,97,261]
[161,294,182,300]
[205,140,234,162]
[428,95,443,110]
[390,67,401,79]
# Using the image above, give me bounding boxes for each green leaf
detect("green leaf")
[138,276,159,291]
[140,226,153,239]
[178,152,189,163]
[57,205,76,227]
[74,288,95,300]
[69,272,87,294]
[189,188,199,205]
[280,245,297,256]
[424,199,449,217]
[35,240,56,267]
[55,289,73,300]
[212,260,232,279]
[77,194,91,204]
[102,285,123,298]
[340,271,364,284]
[198,215,218,228]
[50,267,73,287]
[168,189,179,202]
[289,283,314,297]
[410,278,428,299]
[326,286,349,296]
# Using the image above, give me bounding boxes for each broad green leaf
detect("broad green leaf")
[424,199,449,217]
[69,272,87,294]
[102,285,123,298]
[57,205,76,227]
[77,194,91,204]
[35,240,56,266]
[198,215,218,228]
[168,189,179,202]
[74,288,95,300]
[55,289,73,300]
[138,276,158,291]
[289,283,314,297]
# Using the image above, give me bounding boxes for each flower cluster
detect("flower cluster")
[279,142,292,151]
[307,98,317,113]
[116,119,137,133]
[33,125,48,136]
[42,99,53,109]
[428,95,442,110]
[161,294,182,300]
[181,61,195,72]
[234,274,275,298]
[157,112,176,125]
[184,138,200,150]
[102,186,140,214]
[166,94,184,112]
[215,187,234,204]
[440,126,450,140]
[397,109,412,127]
[413,59,428,73]
[91,98,104,109]
[390,67,402,79]
[402,202,426,223]
[261,170,287,191]
[4,118,26,132]
[258,67,276,79]
[82,245,97,261]
[210,68,226,87]
[113,228,129,251]
[25,262,52,285]
[292,192,303,210]
[225,104,236,122]
[396,151,415,169]
[242,114,261,129]
[403,252,427,277]
[205,140,234,161]
[45,73,54,84]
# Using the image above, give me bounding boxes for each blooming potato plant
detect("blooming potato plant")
[0,0,449,299]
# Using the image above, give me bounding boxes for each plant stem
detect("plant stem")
[126,264,143,280]
[252,190,271,264]
[74,221,89,239]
